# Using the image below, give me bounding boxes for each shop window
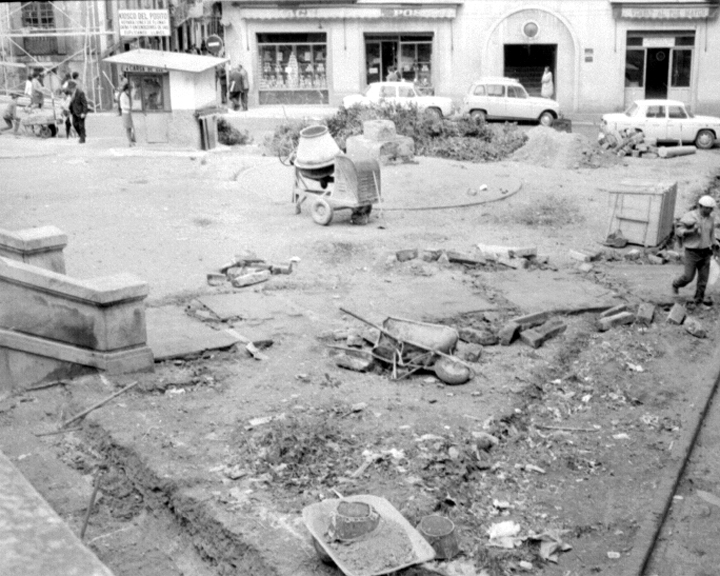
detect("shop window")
[128,74,170,112]
[668,105,687,119]
[625,50,645,87]
[258,33,327,95]
[364,33,433,93]
[671,50,692,87]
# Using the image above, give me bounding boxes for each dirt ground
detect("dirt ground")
[1,124,720,576]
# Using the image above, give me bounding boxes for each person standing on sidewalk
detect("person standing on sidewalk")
[67,80,88,144]
[672,195,719,306]
[119,82,136,147]
[238,64,249,111]
[228,65,242,111]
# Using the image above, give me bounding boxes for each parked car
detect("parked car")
[342,82,454,119]
[460,77,560,126]
[600,99,719,150]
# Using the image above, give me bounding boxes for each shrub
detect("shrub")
[514,194,585,227]
[266,104,528,163]
[217,117,251,146]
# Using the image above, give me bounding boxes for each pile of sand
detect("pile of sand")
[512,126,620,170]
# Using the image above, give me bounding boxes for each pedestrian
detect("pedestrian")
[66,80,88,144]
[672,195,719,306]
[228,64,249,111]
[541,66,554,99]
[0,93,21,137]
[386,67,399,81]
[30,70,46,109]
[23,70,33,101]
[119,82,136,147]
[71,71,82,91]
[61,90,74,138]
[238,64,249,111]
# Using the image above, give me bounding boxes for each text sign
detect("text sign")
[119,10,170,37]
[380,7,456,18]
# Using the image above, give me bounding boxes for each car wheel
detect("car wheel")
[311,198,333,226]
[539,112,555,127]
[471,110,486,123]
[425,107,442,120]
[695,129,716,150]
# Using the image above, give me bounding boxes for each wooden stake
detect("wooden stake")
[80,468,103,541]
[61,381,139,429]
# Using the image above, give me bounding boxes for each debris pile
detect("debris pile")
[599,129,697,159]
[391,243,554,272]
[594,301,706,338]
[207,250,299,288]
[512,126,618,169]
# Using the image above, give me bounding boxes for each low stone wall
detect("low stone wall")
[0,226,67,274]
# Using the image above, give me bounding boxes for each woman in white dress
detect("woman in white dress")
[541,66,554,99]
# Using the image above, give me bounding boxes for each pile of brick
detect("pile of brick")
[496,311,567,349]
[393,243,552,271]
[207,251,298,288]
[570,246,681,273]
[599,129,660,158]
[595,301,705,338]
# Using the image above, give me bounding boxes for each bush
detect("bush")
[514,194,585,227]
[266,104,528,163]
[217,116,251,146]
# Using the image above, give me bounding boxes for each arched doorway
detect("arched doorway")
[485,8,577,112]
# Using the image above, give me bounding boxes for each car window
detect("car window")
[379,86,396,98]
[473,84,486,96]
[646,105,666,118]
[487,84,504,97]
[507,85,527,99]
[398,86,415,98]
[668,105,687,119]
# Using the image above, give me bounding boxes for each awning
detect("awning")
[103,49,229,73]
[610,1,719,19]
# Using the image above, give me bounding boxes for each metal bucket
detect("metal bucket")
[295,124,341,170]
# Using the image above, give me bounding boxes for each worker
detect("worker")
[672,195,719,306]
[0,93,21,137]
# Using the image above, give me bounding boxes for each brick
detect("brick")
[684,317,707,338]
[230,270,271,288]
[511,311,550,329]
[447,251,486,266]
[520,320,567,348]
[459,326,498,346]
[396,248,418,262]
[498,321,520,346]
[578,263,594,273]
[509,247,538,259]
[270,264,293,274]
[206,273,227,286]
[597,311,635,332]
[420,249,442,262]
[599,303,629,319]
[569,249,592,262]
[636,303,655,326]
[477,244,511,259]
[497,256,521,269]
[666,303,686,325]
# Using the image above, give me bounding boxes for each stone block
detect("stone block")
[0,257,148,352]
[578,263,594,273]
[597,312,635,332]
[511,311,550,329]
[345,134,414,165]
[420,249,442,262]
[568,249,597,262]
[459,326,498,346]
[636,303,655,326]
[647,254,664,265]
[498,321,520,346]
[599,303,629,319]
[447,251,486,266]
[684,317,707,338]
[509,247,537,259]
[457,342,483,362]
[0,225,68,274]
[363,119,397,141]
[396,248,418,262]
[520,320,567,348]
[667,303,686,325]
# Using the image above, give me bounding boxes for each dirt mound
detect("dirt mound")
[512,126,619,169]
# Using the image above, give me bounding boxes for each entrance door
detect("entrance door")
[504,44,557,97]
[645,48,669,99]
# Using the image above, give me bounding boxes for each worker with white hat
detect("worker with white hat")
[672,195,719,306]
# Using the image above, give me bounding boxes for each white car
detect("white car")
[342,82,454,119]
[600,99,719,149]
[460,77,560,127]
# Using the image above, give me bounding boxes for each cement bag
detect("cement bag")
[709,258,720,286]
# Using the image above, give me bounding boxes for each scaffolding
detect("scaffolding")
[0,1,111,110]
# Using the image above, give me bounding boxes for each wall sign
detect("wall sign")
[620,6,712,19]
[118,10,171,37]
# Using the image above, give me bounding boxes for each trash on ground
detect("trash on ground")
[528,529,573,563]
[209,251,295,287]
[487,520,523,549]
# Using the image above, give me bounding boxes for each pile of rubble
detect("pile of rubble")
[206,251,299,288]
[595,302,706,338]
[392,243,552,271]
[599,129,696,159]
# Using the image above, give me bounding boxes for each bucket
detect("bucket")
[294,125,341,170]
[418,515,459,560]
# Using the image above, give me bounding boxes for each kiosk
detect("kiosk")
[103,49,229,149]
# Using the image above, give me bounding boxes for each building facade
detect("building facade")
[220,0,720,114]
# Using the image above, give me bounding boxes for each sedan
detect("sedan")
[600,99,718,149]
[342,82,454,119]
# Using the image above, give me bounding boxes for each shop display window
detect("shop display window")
[671,49,691,87]
[625,50,645,87]
[257,33,327,91]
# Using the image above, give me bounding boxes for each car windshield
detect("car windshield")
[624,103,639,117]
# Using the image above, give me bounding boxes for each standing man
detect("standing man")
[67,80,88,144]
[672,195,719,306]
[227,65,242,111]
[238,64,249,111]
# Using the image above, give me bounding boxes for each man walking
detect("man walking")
[228,64,250,111]
[67,80,88,144]
[672,195,719,306]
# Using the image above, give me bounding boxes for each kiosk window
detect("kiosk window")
[128,74,169,112]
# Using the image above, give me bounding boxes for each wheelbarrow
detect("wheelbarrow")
[21,111,60,138]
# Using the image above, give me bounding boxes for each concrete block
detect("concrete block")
[636,303,655,326]
[511,311,550,329]
[0,257,148,351]
[396,248,418,262]
[667,303,686,325]
[569,249,597,262]
[447,251,485,266]
[509,247,538,259]
[420,249,442,262]
[599,303,629,319]
[363,119,397,141]
[0,226,68,274]
[597,312,635,332]
[345,134,415,165]
[684,316,707,338]
[459,326,498,346]
[497,256,521,269]
[498,321,520,346]
[520,320,567,348]
[476,244,511,259]
[578,263,594,273]
[647,254,664,265]
[457,342,483,362]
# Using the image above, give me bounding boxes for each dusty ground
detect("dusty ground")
[1,123,720,576]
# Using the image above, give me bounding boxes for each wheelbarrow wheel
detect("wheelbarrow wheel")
[39,125,52,139]
[311,198,333,226]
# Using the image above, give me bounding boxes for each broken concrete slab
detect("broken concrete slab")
[667,303,686,325]
[520,320,567,348]
[684,317,706,338]
[498,321,520,346]
[597,311,635,332]
[335,351,375,372]
[447,251,486,266]
[636,303,655,326]
[197,292,301,322]
[146,306,241,361]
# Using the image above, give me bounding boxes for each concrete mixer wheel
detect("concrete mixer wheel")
[311,198,333,226]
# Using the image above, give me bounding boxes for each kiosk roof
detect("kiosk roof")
[104,49,229,73]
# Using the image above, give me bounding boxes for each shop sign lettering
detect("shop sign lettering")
[380,8,455,18]
[621,6,710,19]
[118,9,171,37]
[121,65,166,74]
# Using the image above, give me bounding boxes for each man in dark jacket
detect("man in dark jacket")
[67,80,88,143]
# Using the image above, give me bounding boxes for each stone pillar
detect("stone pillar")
[0,226,68,274]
